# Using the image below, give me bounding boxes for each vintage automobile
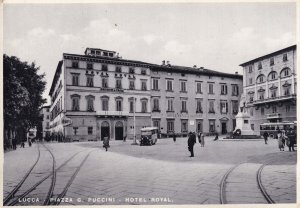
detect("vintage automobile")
[140,127,159,146]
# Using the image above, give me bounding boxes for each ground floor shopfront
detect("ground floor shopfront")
[63,115,151,141]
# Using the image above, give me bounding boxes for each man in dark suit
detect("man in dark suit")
[188,132,196,157]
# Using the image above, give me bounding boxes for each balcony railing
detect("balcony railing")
[96,111,129,117]
[267,113,281,119]
[251,94,296,105]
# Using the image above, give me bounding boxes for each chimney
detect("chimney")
[166,60,170,66]
[193,65,197,68]
[162,60,165,66]
[235,72,238,75]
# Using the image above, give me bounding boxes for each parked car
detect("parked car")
[140,127,158,146]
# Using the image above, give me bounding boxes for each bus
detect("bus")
[260,121,296,138]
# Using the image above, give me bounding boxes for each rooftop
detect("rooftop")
[240,45,296,67]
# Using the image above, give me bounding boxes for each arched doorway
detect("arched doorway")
[115,121,123,140]
[101,121,110,141]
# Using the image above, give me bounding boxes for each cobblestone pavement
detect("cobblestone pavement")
[3,137,296,205]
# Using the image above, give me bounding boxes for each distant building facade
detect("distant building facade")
[48,48,243,141]
[240,45,297,135]
[151,63,243,136]
[40,106,51,139]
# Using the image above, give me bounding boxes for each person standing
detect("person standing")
[173,132,177,143]
[103,136,110,151]
[278,131,284,151]
[197,132,201,144]
[200,133,205,147]
[214,132,219,141]
[187,132,196,157]
[263,131,269,144]
[286,128,295,152]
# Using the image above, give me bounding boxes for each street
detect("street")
[3,136,296,205]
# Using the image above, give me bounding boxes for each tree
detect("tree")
[3,54,46,148]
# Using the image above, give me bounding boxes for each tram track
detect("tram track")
[5,145,88,206]
[219,162,276,204]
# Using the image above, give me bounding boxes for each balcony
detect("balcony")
[251,94,296,105]
[96,111,129,117]
[267,113,281,119]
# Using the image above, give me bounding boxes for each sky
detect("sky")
[3,3,296,104]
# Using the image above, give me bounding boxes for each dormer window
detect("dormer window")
[103,51,108,56]
[87,63,93,69]
[109,53,114,57]
[116,66,122,72]
[141,69,146,75]
[91,50,95,54]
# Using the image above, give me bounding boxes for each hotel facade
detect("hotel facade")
[240,45,297,135]
[48,48,242,141]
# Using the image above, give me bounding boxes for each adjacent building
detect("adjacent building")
[48,48,243,141]
[151,63,243,136]
[40,105,51,139]
[240,45,297,135]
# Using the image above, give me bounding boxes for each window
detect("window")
[248,65,253,73]
[86,75,94,87]
[71,95,80,111]
[129,80,135,90]
[286,105,290,112]
[196,120,203,132]
[153,98,160,112]
[181,120,188,133]
[116,66,122,72]
[221,84,228,95]
[167,119,174,133]
[109,53,114,57]
[209,120,215,132]
[258,61,262,69]
[196,99,203,113]
[208,100,215,113]
[102,78,108,88]
[180,81,187,92]
[272,106,277,113]
[129,67,135,74]
[72,73,79,86]
[167,98,174,111]
[141,69,146,75]
[257,75,265,84]
[46,115,50,119]
[87,63,93,69]
[261,107,265,115]
[72,61,79,68]
[88,127,93,135]
[116,99,123,111]
[249,78,253,85]
[116,79,122,89]
[152,78,159,90]
[270,57,274,66]
[181,100,187,113]
[208,83,214,94]
[270,89,277,98]
[129,100,134,113]
[284,86,290,96]
[283,53,288,61]
[259,92,265,100]
[232,84,239,96]
[281,68,291,78]
[250,107,253,116]
[73,127,78,135]
[103,52,108,56]
[220,100,228,114]
[196,82,202,93]
[102,64,108,71]
[232,100,239,114]
[269,71,277,80]
[46,122,49,129]
[141,99,147,113]
[102,98,109,111]
[46,108,49,112]
[166,79,173,91]
[249,94,254,102]
[153,119,160,129]
[86,96,94,111]
[251,124,254,131]
[141,80,147,91]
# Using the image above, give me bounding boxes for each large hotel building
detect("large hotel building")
[240,45,297,135]
[48,47,243,141]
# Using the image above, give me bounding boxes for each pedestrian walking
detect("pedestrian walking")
[103,136,110,151]
[197,132,201,144]
[278,131,284,151]
[28,139,32,147]
[173,133,176,143]
[12,138,17,150]
[200,133,205,147]
[214,132,219,141]
[286,128,296,152]
[263,131,268,144]
[21,141,25,148]
[187,132,196,157]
